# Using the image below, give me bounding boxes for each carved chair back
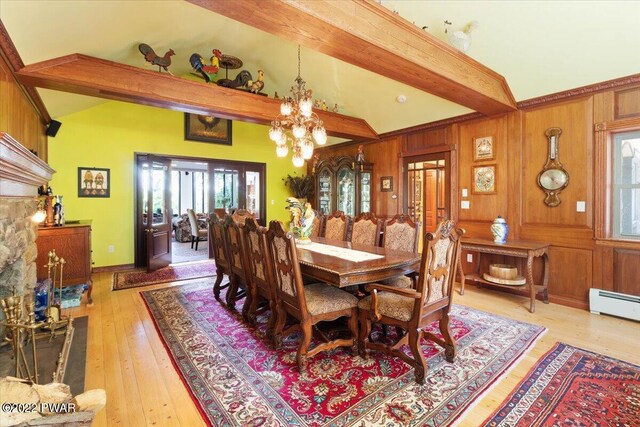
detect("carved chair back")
[208,214,229,271]
[414,220,464,321]
[232,208,255,226]
[350,212,382,246]
[310,210,325,238]
[265,220,307,319]
[242,218,275,301]
[223,215,248,284]
[324,210,349,241]
[382,214,420,253]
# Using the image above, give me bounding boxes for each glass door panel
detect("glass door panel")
[245,170,261,219]
[337,166,355,216]
[213,168,239,213]
[318,168,332,214]
[360,171,371,213]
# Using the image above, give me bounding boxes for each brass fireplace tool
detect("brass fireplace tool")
[42,250,71,337]
[1,291,43,383]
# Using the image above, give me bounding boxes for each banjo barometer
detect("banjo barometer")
[537,127,569,207]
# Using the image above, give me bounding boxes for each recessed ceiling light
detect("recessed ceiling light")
[396,95,407,103]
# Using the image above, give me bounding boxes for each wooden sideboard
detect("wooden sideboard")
[36,222,93,304]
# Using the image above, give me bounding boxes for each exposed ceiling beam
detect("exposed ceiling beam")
[15,54,378,140]
[187,0,517,116]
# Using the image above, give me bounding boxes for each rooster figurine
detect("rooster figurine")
[138,43,175,74]
[248,70,265,94]
[285,197,315,243]
[189,49,223,83]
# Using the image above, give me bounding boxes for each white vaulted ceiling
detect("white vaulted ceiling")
[1,0,638,134]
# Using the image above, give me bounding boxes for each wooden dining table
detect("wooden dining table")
[296,237,421,288]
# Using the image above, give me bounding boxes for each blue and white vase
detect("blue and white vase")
[491,216,509,244]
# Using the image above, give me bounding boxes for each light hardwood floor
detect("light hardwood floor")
[67,272,639,427]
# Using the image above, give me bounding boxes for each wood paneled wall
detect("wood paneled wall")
[318,81,640,310]
[0,41,47,160]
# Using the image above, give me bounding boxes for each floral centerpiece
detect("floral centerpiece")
[285,197,315,244]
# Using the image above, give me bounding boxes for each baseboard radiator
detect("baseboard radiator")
[589,288,640,321]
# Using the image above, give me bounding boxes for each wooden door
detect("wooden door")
[144,156,172,272]
[424,170,438,231]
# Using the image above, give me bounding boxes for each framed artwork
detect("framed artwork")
[78,167,110,197]
[473,136,494,161]
[381,176,393,192]
[472,164,496,194]
[184,113,232,145]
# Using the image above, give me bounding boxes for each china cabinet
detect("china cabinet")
[314,156,372,216]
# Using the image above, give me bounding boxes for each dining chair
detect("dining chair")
[324,210,349,241]
[241,218,277,337]
[231,208,255,225]
[187,208,207,250]
[209,213,232,301]
[358,220,465,384]
[381,214,421,288]
[310,209,325,238]
[222,215,249,310]
[350,212,382,246]
[265,220,359,372]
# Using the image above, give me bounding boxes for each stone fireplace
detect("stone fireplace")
[0,132,54,303]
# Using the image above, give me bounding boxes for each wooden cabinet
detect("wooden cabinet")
[314,156,372,216]
[36,222,93,303]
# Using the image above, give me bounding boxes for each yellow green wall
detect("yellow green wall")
[48,101,297,268]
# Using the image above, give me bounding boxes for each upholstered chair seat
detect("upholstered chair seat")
[357,292,414,322]
[380,275,413,289]
[304,283,359,316]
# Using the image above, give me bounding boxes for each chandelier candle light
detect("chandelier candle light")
[269,46,327,167]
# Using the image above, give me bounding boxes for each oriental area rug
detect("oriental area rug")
[142,280,546,427]
[112,260,216,290]
[483,342,640,427]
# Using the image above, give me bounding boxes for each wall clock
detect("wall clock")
[537,127,569,207]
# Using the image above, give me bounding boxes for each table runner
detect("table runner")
[301,242,383,262]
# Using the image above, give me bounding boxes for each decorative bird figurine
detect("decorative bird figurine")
[138,43,175,74]
[217,70,252,89]
[247,69,265,94]
[285,197,315,243]
[189,49,223,83]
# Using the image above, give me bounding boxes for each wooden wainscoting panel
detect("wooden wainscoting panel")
[613,248,640,296]
[520,224,593,249]
[404,127,449,153]
[522,97,593,227]
[547,246,592,308]
[615,87,640,120]
[458,115,509,222]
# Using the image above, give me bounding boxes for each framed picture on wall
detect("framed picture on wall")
[184,113,232,145]
[473,136,494,161]
[472,164,496,194]
[381,176,393,192]
[78,167,110,198]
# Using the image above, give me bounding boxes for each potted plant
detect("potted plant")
[283,173,314,202]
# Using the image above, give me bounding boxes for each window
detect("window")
[613,130,640,239]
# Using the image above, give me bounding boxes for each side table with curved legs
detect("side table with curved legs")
[457,238,550,313]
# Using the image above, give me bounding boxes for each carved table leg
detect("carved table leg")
[457,251,466,295]
[526,254,535,313]
[542,251,550,304]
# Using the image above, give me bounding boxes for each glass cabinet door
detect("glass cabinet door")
[337,166,355,216]
[360,171,371,213]
[318,168,332,214]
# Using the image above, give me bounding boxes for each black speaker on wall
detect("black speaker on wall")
[46,120,62,137]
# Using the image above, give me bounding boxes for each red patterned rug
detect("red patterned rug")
[112,260,216,290]
[483,342,640,426]
[141,280,545,426]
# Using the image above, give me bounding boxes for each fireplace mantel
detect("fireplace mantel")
[0,132,55,197]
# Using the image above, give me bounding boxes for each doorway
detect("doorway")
[134,154,266,269]
[404,152,451,249]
